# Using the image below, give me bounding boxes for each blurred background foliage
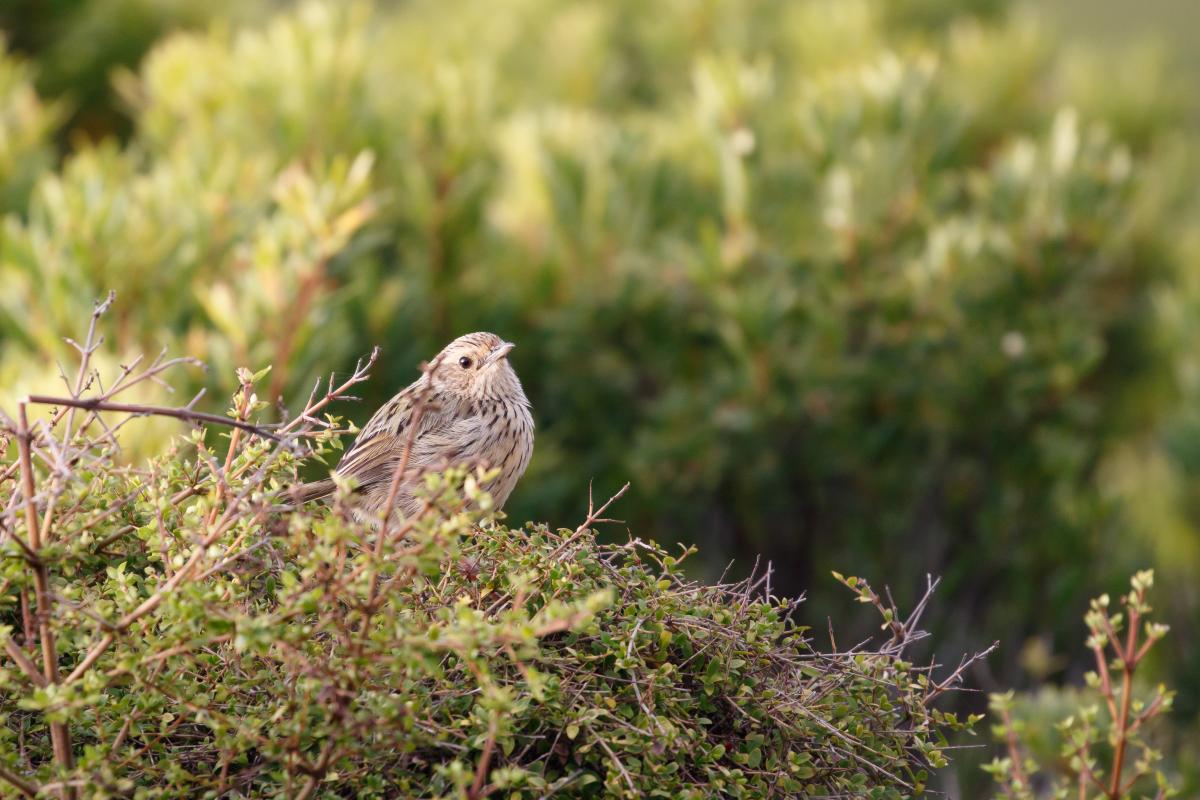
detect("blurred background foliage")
[0,0,1197,794]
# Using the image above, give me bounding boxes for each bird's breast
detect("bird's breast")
[468,399,534,508]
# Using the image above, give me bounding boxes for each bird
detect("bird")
[292,332,534,521]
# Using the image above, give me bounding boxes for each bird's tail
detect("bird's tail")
[288,478,337,505]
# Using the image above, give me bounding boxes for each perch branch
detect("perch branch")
[25,395,279,440]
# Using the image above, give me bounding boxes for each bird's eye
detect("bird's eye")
[459,356,473,369]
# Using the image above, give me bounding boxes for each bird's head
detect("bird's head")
[431,332,525,402]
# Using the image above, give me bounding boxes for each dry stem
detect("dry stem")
[16,403,75,798]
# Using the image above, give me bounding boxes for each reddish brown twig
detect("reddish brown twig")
[468,714,499,799]
[16,403,75,798]
[25,395,279,440]
[547,481,631,561]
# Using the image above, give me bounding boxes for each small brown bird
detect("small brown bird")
[293,332,534,520]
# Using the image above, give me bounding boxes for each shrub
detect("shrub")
[986,571,1177,799]
[0,0,1196,692]
[0,40,61,213]
[0,0,251,141]
[0,309,993,798]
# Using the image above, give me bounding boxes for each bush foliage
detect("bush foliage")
[0,334,989,798]
[987,572,1176,799]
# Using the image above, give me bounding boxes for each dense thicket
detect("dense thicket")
[1,0,1197,792]
[0,345,986,797]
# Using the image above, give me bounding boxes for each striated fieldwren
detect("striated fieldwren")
[293,332,534,519]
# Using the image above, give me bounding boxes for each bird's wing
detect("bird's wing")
[335,379,458,492]
[406,415,486,467]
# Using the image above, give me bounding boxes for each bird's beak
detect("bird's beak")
[483,341,515,367]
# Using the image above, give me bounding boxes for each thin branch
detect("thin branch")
[16,403,75,798]
[925,641,999,703]
[26,395,279,440]
[0,764,38,799]
[586,724,636,794]
[468,714,499,800]
[294,739,338,800]
[63,291,114,442]
[280,347,380,433]
[547,481,631,561]
[1108,600,1142,798]
[3,638,47,687]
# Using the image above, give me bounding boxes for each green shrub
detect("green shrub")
[0,317,988,798]
[0,41,61,213]
[0,0,255,141]
[986,571,1177,798]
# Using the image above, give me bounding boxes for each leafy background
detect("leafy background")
[0,0,1197,794]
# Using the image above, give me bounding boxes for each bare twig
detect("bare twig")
[280,347,380,434]
[26,395,279,440]
[0,764,38,799]
[2,638,47,687]
[16,403,75,798]
[547,481,631,561]
[586,724,636,794]
[925,641,999,703]
[468,713,499,800]
[62,291,115,442]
